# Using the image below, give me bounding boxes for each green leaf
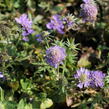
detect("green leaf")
[0,87,4,101]
[34,15,43,23]
[7,46,17,56]
[5,101,17,109]
[0,102,5,109]
[20,79,30,90]
[52,5,65,13]
[24,104,32,109]
[40,98,53,109]
[77,56,91,68]
[32,100,40,109]
[17,99,25,109]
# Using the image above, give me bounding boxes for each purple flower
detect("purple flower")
[74,68,106,89]
[83,0,92,4]
[0,72,4,78]
[46,14,65,34]
[15,14,34,40]
[15,14,32,29]
[80,0,98,22]
[22,36,29,41]
[45,45,66,68]
[35,32,49,42]
[22,28,34,36]
[90,71,105,88]
[35,34,43,42]
[74,68,91,88]
[63,17,74,29]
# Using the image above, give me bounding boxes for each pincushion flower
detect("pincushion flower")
[63,17,74,29]
[15,14,34,41]
[80,0,98,22]
[46,14,65,34]
[74,68,106,89]
[90,71,105,88]
[74,68,91,88]
[45,45,66,68]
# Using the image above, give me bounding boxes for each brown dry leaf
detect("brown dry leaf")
[84,88,97,95]
[93,103,103,109]
[66,96,73,107]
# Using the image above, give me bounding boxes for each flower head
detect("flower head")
[74,68,91,88]
[45,45,66,68]
[74,68,106,89]
[80,0,98,22]
[46,14,64,34]
[83,0,93,4]
[63,16,74,29]
[90,71,105,88]
[15,14,34,41]
[15,14,32,29]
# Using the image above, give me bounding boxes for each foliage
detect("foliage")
[0,0,109,109]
